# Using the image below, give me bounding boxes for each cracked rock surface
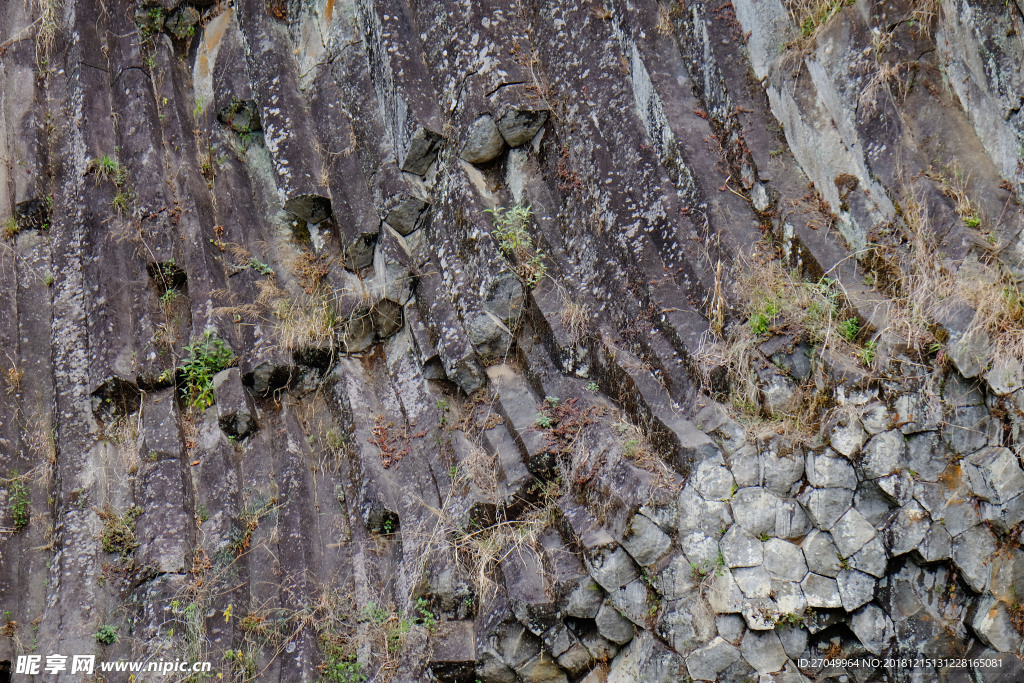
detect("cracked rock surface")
[2,0,1024,681]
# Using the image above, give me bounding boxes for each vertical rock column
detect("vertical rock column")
[354,0,445,177]
[235,0,333,225]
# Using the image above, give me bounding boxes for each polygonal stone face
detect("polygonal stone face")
[850,604,894,655]
[763,538,808,582]
[595,601,635,645]
[740,629,788,674]
[970,597,1024,652]
[806,449,857,489]
[830,416,866,457]
[497,109,550,147]
[801,573,842,609]
[620,513,672,567]
[401,127,444,174]
[964,447,1024,505]
[859,430,907,479]
[952,525,997,593]
[837,569,876,611]
[721,525,763,569]
[802,530,842,578]
[384,196,429,235]
[283,193,332,223]
[685,636,741,681]
[831,508,877,558]
[731,487,780,537]
[462,114,507,164]
[732,566,772,598]
[798,487,854,530]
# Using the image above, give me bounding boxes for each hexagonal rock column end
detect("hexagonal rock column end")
[283,193,333,224]
[400,127,444,175]
[496,109,549,148]
[462,114,507,164]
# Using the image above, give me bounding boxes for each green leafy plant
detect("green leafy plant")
[159,288,180,305]
[111,191,133,216]
[777,612,805,628]
[8,472,29,532]
[359,602,411,655]
[2,216,19,241]
[178,331,235,409]
[724,482,738,502]
[436,398,449,428]
[414,597,437,631]
[224,649,257,680]
[486,204,548,287]
[95,624,119,645]
[749,301,780,335]
[94,154,136,215]
[96,155,130,186]
[320,649,366,683]
[860,339,877,365]
[535,414,555,429]
[248,258,274,275]
[791,0,856,40]
[838,317,860,342]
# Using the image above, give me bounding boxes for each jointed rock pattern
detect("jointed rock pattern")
[2,0,1024,680]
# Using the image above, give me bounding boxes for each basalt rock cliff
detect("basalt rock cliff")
[2,0,1024,681]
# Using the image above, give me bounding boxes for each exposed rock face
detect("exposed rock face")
[2,0,1024,680]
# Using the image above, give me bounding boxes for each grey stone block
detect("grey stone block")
[740,629,788,674]
[837,569,875,611]
[462,114,506,163]
[497,109,549,147]
[775,499,812,539]
[797,487,853,530]
[763,538,808,582]
[733,566,772,598]
[829,415,866,456]
[731,486,780,537]
[595,601,635,645]
[850,604,894,655]
[885,501,930,557]
[964,447,1024,505]
[859,430,907,479]
[801,573,842,608]
[952,525,997,592]
[720,524,763,568]
[848,536,887,578]
[686,636,741,681]
[970,596,1024,652]
[831,508,876,558]
[801,530,841,578]
[806,449,857,489]
[620,513,672,567]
